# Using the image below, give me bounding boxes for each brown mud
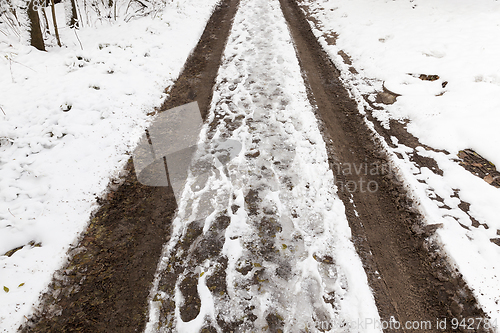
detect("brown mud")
[21,159,177,332]
[458,149,500,189]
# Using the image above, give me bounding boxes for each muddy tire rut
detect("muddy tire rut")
[280,0,490,331]
[282,0,495,332]
[21,0,491,332]
[20,0,239,331]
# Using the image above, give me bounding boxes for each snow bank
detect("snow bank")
[303,0,500,166]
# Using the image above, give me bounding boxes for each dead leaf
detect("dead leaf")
[484,175,494,184]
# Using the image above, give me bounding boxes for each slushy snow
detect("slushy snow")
[145,0,380,331]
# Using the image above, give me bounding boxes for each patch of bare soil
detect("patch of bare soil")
[280,0,491,332]
[458,149,500,188]
[20,0,239,331]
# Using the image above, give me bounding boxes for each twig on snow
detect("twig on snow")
[74,29,83,50]
[4,54,37,72]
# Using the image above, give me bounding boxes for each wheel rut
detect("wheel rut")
[20,0,239,331]
[279,0,491,331]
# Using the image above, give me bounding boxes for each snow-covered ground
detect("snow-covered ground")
[299,0,500,326]
[0,0,220,331]
[144,0,381,331]
[3,0,500,330]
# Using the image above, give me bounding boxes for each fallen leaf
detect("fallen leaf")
[3,286,9,293]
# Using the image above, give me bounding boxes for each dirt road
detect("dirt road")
[22,0,491,332]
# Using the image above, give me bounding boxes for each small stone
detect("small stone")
[450,300,463,316]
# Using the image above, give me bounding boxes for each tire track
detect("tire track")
[279,0,492,331]
[19,0,239,331]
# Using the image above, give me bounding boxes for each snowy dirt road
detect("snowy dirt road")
[19,0,494,332]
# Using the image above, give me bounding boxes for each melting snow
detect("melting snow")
[145,0,380,331]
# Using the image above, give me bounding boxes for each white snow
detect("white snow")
[299,0,500,327]
[0,0,220,331]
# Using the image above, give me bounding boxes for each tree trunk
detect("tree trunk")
[41,7,50,34]
[50,0,62,46]
[65,0,79,28]
[27,0,45,51]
